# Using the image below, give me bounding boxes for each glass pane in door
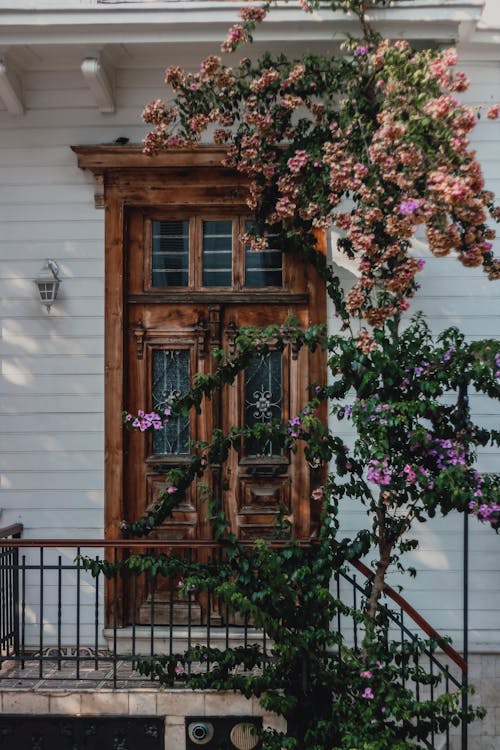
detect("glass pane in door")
[151,220,189,287]
[202,220,233,286]
[244,351,282,457]
[152,349,190,454]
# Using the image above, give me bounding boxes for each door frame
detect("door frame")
[73,145,326,625]
[73,145,326,542]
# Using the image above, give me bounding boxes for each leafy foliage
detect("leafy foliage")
[105,1,500,746]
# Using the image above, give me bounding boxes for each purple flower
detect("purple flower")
[362,687,374,699]
[399,198,422,216]
[354,45,368,56]
[442,345,456,362]
[367,459,392,486]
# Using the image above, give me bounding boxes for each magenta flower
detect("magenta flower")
[403,464,417,484]
[362,687,374,699]
[367,459,392,486]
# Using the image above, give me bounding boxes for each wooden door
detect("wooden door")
[71,148,325,626]
[123,205,324,623]
[124,207,325,552]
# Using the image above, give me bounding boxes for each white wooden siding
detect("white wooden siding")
[0,55,499,650]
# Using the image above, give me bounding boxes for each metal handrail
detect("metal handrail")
[351,558,467,673]
[0,536,466,673]
[0,524,23,540]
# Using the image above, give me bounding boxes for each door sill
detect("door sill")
[102,626,267,656]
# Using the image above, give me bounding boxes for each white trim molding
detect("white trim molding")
[0,1,486,47]
[81,56,115,113]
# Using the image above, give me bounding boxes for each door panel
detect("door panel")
[126,304,212,541]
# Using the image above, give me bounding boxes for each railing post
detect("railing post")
[0,526,23,658]
[12,543,20,654]
[461,508,469,750]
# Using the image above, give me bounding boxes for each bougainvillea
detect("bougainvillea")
[143,0,499,327]
[94,2,500,747]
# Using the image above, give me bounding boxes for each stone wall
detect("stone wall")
[1,654,500,750]
[0,688,285,749]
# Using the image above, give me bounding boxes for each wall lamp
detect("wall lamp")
[34,259,61,313]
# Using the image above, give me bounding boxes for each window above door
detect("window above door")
[146,214,283,292]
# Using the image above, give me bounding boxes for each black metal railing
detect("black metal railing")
[0,539,272,687]
[0,525,23,660]
[0,537,467,748]
[336,567,465,750]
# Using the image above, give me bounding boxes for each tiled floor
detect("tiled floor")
[0,657,160,689]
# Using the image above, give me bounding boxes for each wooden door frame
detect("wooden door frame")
[73,145,326,548]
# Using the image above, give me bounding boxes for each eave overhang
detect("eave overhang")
[0,1,486,47]
[0,0,491,117]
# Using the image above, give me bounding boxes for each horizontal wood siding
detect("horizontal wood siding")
[0,68,115,541]
[0,56,499,650]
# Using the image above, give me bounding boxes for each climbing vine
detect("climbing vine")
[85,1,500,747]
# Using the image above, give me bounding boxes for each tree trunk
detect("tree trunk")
[366,506,392,626]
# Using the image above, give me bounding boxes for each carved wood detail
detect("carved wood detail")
[132,321,146,360]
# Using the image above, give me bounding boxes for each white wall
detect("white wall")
[0,50,499,650]
[0,65,168,539]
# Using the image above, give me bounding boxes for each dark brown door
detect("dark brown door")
[124,207,325,544]
[71,149,325,626]
[123,201,325,623]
